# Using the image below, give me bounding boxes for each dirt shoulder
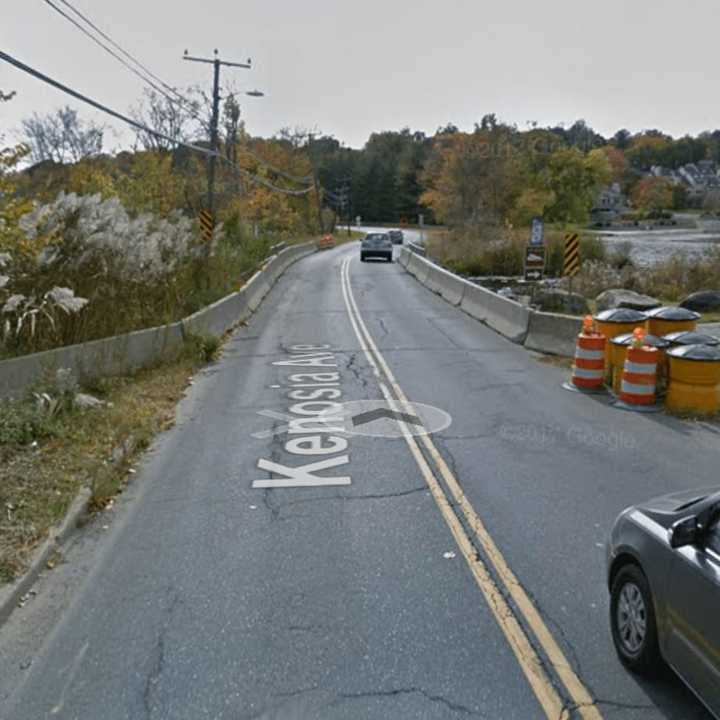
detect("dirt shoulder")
[0,343,209,584]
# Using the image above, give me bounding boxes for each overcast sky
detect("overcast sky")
[2,0,719,150]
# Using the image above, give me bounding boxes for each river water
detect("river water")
[596,225,720,267]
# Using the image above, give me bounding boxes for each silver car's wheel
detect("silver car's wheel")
[617,582,647,654]
[610,564,661,674]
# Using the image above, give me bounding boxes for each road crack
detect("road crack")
[333,687,479,716]
[345,352,370,389]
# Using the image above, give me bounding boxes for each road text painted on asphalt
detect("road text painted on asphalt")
[253,345,351,488]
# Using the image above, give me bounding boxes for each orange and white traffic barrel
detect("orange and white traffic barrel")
[610,332,670,395]
[618,345,659,408]
[317,234,336,250]
[571,333,606,390]
[564,316,606,393]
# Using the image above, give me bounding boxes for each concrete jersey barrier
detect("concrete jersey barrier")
[403,251,527,338]
[0,242,316,399]
[434,265,465,306]
[459,283,530,343]
[524,311,581,357]
[397,246,411,268]
[407,251,431,284]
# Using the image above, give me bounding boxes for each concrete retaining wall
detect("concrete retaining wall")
[0,242,315,399]
[524,311,581,357]
[0,323,184,399]
[182,292,249,338]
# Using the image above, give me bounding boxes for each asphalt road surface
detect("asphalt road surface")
[1,238,718,720]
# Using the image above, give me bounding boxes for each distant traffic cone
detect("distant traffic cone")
[565,316,606,393]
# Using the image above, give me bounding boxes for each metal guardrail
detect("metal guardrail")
[407,242,427,257]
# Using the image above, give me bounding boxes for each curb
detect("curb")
[0,487,92,627]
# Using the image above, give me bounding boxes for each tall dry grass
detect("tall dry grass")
[426,226,605,277]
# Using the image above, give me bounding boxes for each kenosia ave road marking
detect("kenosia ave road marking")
[340,256,603,720]
[253,345,352,488]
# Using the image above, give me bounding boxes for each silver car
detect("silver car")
[360,233,393,263]
[607,487,720,717]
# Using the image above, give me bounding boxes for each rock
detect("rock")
[679,290,720,313]
[74,392,105,410]
[595,288,661,312]
[534,289,589,315]
[497,286,518,301]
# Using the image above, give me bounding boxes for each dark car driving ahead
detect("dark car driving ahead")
[607,487,720,718]
[360,232,393,262]
[388,229,404,244]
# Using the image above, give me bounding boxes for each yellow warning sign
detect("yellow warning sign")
[199,210,214,243]
[563,233,580,277]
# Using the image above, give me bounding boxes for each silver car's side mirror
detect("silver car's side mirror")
[670,516,699,549]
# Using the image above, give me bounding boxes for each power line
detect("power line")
[43,1,314,188]
[0,50,314,197]
[42,0,195,116]
[237,144,313,184]
[54,0,191,108]
[0,49,216,158]
[219,156,314,196]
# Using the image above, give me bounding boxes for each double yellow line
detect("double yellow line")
[340,256,602,720]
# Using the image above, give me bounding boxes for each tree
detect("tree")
[631,177,674,212]
[625,133,672,171]
[0,91,33,257]
[542,147,611,224]
[612,129,632,150]
[21,106,105,164]
[600,146,627,184]
[130,88,198,152]
[223,94,245,164]
[420,123,524,228]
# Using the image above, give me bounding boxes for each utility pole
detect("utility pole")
[183,50,251,217]
[344,178,352,237]
[335,177,352,236]
[308,133,325,234]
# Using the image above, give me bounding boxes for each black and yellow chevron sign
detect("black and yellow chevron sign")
[199,210,214,243]
[563,233,580,277]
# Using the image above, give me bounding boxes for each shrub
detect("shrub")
[429,226,605,278]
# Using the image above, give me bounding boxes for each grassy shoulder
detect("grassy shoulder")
[0,338,215,584]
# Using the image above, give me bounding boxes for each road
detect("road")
[1,238,718,719]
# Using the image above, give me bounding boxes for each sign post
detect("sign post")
[524,246,546,281]
[530,217,545,247]
[524,217,546,285]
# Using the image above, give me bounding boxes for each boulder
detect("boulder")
[679,290,720,313]
[534,289,589,315]
[595,288,661,313]
[74,393,105,410]
[497,286,519,301]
